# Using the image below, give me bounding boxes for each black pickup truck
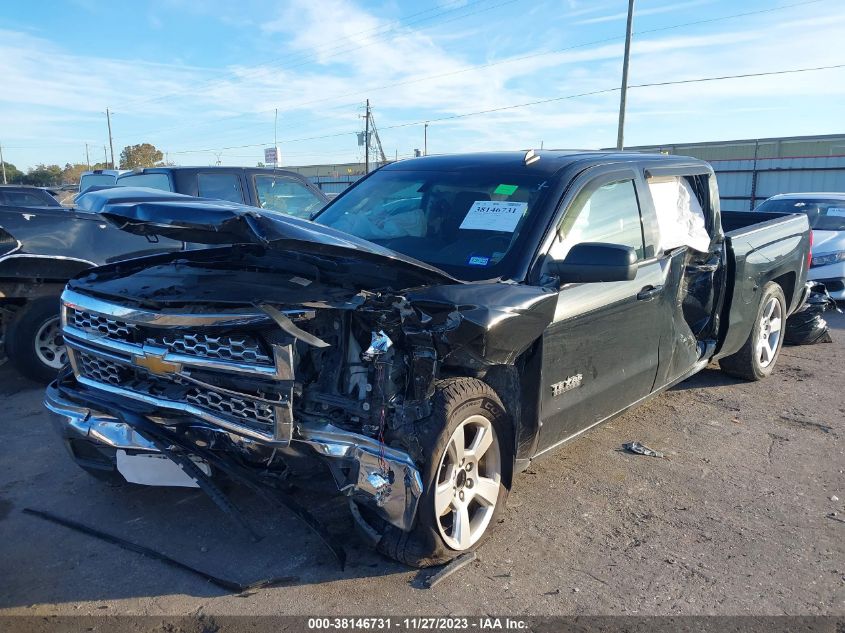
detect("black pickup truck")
[45,151,810,567]
[0,168,328,382]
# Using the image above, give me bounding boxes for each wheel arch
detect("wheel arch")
[440,338,544,477]
[770,271,796,312]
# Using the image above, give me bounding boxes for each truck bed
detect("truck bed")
[721,210,797,235]
[716,210,811,359]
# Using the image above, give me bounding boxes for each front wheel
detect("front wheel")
[719,282,786,381]
[377,378,512,568]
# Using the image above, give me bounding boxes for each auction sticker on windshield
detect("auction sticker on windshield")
[459,200,527,232]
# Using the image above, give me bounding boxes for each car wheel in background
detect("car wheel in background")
[5,296,66,383]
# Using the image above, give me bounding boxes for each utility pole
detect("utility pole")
[85,143,91,170]
[615,0,635,150]
[103,146,108,166]
[364,99,370,174]
[105,108,115,168]
[0,141,6,184]
[424,122,428,156]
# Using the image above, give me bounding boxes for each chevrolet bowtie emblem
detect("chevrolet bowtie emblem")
[132,352,181,376]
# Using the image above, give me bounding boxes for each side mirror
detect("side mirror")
[549,242,638,284]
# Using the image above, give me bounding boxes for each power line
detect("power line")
[121,0,829,142]
[164,62,845,155]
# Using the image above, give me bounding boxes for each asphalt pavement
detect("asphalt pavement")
[0,311,843,617]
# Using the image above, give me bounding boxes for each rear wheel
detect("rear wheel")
[377,378,512,568]
[719,282,786,381]
[5,296,66,383]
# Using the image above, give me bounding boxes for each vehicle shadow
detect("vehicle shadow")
[669,366,744,391]
[1,474,414,607]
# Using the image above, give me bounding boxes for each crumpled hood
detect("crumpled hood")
[78,186,458,285]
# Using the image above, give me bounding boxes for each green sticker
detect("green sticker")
[494,184,518,196]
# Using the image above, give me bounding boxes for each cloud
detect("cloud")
[575,0,716,25]
[1,0,843,169]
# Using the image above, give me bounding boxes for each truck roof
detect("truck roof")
[383,150,709,175]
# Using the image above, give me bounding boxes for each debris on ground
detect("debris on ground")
[622,441,665,458]
[831,495,840,502]
[785,282,842,346]
[422,551,477,588]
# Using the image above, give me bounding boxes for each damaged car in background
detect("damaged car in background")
[46,151,811,567]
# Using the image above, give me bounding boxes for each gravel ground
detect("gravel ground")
[0,311,843,617]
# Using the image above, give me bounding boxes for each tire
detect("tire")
[5,296,66,383]
[719,282,786,381]
[378,378,513,568]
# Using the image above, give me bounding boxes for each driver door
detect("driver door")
[535,169,669,454]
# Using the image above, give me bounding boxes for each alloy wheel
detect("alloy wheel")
[758,297,782,368]
[434,414,502,550]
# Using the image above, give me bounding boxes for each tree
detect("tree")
[119,143,164,169]
[1,161,24,184]
[21,164,63,187]
[61,163,88,185]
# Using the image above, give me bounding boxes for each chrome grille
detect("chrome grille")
[62,293,291,442]
[67,308,136,340]
[67,307,272,366]
[74,351,276,432]
[186,389,275,428]
[155,333,272,365]
[76,352,125,386]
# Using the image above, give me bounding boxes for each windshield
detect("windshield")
[115,173,173,191]
[757,197,845,231]
[313,169,551,280]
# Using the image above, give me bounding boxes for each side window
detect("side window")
[550,179,645,261]
[254,176,325,218]
[646,175,710,253]
[197,173,244,203]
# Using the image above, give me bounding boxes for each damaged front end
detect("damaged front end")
[47,275,436,531]
[45,190,558,538]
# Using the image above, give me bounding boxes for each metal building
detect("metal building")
[624,133,845,211]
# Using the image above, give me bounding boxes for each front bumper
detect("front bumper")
[45,382,423,531]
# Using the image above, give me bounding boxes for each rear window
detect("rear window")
[115,173,173,192]
[79,174,116,192]
[757,198,845,231]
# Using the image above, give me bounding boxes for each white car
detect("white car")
[757,193,845,300]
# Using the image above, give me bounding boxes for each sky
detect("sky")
[1,0,844,171]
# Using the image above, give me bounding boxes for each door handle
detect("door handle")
[637,285,663,301]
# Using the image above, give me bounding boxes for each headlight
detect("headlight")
[811,250,845,267]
